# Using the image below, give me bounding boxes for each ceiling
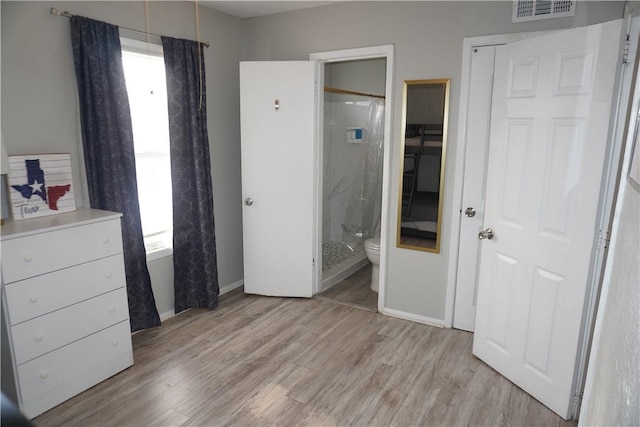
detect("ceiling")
[200,1,341,19]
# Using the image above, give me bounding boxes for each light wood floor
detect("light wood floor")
[34,289,576,427]
[317,264,378,312]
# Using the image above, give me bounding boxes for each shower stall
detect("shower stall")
[320,86,385,290]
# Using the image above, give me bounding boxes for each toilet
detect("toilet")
[364,237,381,292]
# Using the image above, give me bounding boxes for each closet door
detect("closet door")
[240,61,316,297]
[454,45,496,332]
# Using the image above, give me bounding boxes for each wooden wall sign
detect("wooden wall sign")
[8,154,76,220]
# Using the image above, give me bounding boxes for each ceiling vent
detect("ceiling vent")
[513,0,576,23]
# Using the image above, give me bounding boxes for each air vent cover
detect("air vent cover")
[513,0,575,23]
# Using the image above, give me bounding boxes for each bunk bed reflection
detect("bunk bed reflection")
[401,123,443,243]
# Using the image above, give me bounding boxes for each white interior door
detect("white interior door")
[240,61,316,297]
[454,45,496,332]
[473,19,623,419]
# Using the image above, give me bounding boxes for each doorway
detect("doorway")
[310,45,395,313]
[315,58,386,312]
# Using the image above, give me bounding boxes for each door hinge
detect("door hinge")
[572,391,584,417]
[623,35,631,64]
[595,230,610,251]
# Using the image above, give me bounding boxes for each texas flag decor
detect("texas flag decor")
[8,154,76,220]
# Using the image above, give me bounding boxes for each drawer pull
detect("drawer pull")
[112,339,119,347]
[24,254,33,263]
[102,236,110,244]
[29,293,40,303]
[108,306,116,314]
[35,332,45,342]
[105,272,113,279]
[39,370,49,380]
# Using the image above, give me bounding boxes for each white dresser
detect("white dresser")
[1,208,133,419]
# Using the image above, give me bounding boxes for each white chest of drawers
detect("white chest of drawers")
[1,208,134,419]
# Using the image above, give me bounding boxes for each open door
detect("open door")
[240,61,316,297]
[473,19,623,419]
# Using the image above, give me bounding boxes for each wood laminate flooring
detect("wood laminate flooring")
[398,234,437,249]
[316,265,378,312]
[34,289,576,427]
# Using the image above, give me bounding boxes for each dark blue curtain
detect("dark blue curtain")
[162,36,219,313]
[71,16,161,332]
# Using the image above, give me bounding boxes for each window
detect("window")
[121,39,173,258]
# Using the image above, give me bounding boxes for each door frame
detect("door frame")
[309,45,395,312]
[447,22,633,418]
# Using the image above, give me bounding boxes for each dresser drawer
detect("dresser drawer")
[1,219,123,283]
[11,288,130,365]
[4,254,126,325]
[17,320,133,403]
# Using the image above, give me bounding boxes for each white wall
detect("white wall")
[325,58,386,96]
[242,1,627,322]
[406,84,445,125]
[0,1,245,316]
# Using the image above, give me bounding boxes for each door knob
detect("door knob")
[464,207,476,217]
[478,228,494,240]
[244,198,254,206]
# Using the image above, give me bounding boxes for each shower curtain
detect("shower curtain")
[343,98,385,241]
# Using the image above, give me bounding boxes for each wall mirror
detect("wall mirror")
[397,79,450,253]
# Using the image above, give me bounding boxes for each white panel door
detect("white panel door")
[240,61,316,297]
[454,45,496,332]
[473,19,623,419]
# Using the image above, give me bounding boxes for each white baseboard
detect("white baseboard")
[157,280,244,324]
[159,309,176,322]
[381,307,445,328]
[220,279,244,295]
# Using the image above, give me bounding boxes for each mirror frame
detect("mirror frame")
[396,78,450,253]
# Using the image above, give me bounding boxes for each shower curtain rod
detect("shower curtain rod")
[50,7,211,48]
[324,86,385,99]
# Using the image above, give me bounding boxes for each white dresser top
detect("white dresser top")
[1,208,122,241]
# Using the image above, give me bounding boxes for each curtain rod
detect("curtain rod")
[50,7,211,48]
[324,86,385,99]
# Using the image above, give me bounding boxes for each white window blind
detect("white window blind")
[121,39,173,257]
